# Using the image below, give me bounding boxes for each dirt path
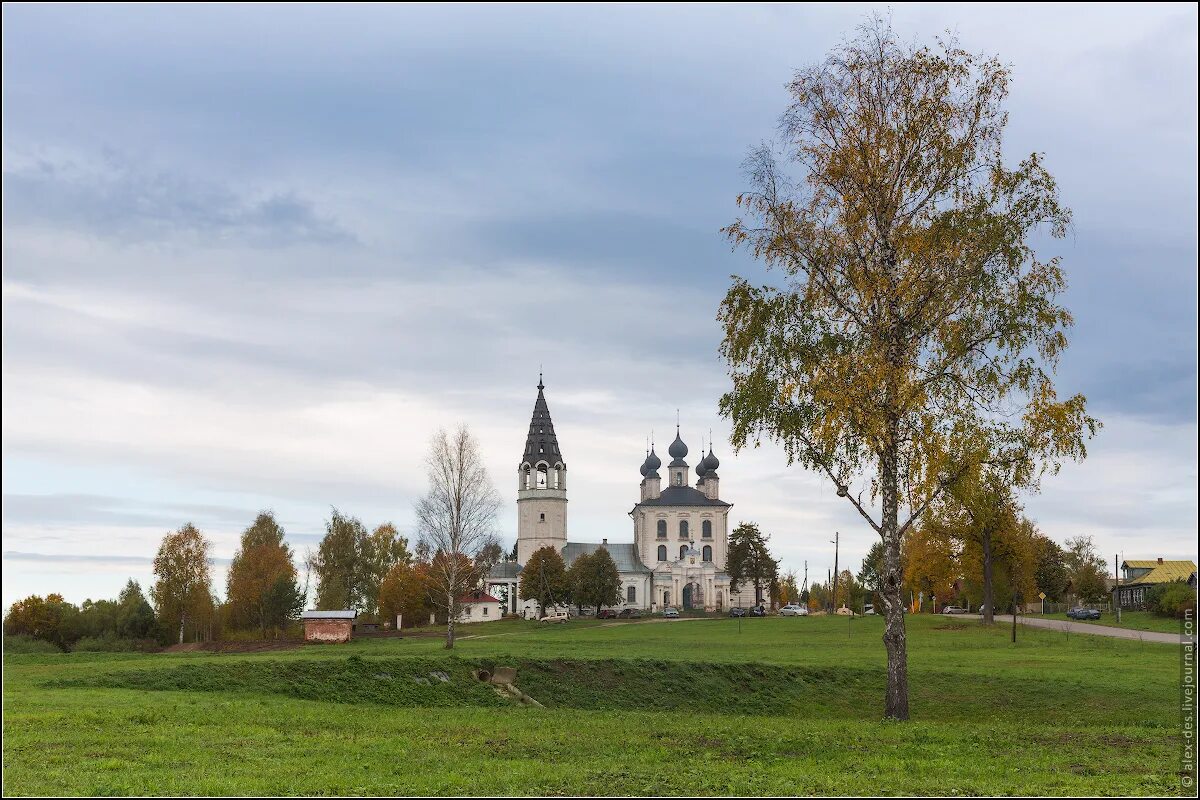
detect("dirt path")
[994,614,1186,644]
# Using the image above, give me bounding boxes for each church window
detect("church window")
[703,545,712,562]
[539,513,545,522]
[674,472,683,486]
[657,545,667,562]
[679,545,688,560]
[656,520,666,538]
[627,586,636,603]
[536,467,547,488]
[702,520,712,538]
[679,520,689,538]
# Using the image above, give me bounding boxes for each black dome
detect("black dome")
[668,430,688,460]
[695,456,708,478]
[639,453,650,477]
[702,447,720,472]
[646,448,661,472]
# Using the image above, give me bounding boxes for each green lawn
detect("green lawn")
[3,615,1187,796]
[1042,610,1184,635]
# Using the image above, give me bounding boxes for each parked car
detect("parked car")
[862,603,875,615]
[618,608,642,619]
[577,607,595,617]
[596,609,619,619]
[941,606,967,615]
[1066,607,1102,621]
[663,607,680,619]
[780,604,808,617]
[749,605,767,617]
[539,611,569,624]
[729,607,747,618]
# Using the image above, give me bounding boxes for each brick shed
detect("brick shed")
[301,610,357,643]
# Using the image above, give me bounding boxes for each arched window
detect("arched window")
[627,586,636,603]
[657,545,667,562]
[679,545,688,560]
[702,520,712,538]
[657,520,667,538]
[663,590,670,606]
[536,466,548,488]
[674,472,683,486]
[702,545,712,562]
[679,520,689,538]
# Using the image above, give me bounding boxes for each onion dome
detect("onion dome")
[702,445,720,473]
[695,457,708,479]
[668,427,688,466]
[645,447,661,476]
[640,451,650,477]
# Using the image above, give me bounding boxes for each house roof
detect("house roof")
[301,610,357,620]
[1119,560,1197,586]
[561,541,652,573]
[459,590,502,604]
[633,485,731,508]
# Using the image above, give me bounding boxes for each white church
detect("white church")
[486,376,765,615]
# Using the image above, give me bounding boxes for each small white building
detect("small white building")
[458,590,503,623]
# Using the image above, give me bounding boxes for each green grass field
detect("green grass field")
[3,615,1188,796]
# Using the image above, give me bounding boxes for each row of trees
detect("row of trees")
[3,581,156,650]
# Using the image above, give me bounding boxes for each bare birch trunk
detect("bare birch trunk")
[881,438,910,721]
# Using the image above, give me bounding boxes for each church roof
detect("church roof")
[635,485,731,508]
[561,542,652,573]
[488,561,523,579]
[521,374,565,468]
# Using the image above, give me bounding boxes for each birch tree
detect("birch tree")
[719,18,1098,719]
[151,523,213,644]
[413,425,502,648]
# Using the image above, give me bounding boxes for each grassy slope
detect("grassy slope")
[3,616,1185,796]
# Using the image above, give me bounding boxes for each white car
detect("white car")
[780,604,809,617]
[539,611,569,624]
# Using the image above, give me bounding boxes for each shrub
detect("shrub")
[4,634,63,654]
[1147,581,1196,618]
[71,635,159,653]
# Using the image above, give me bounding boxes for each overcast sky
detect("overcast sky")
[3,3,1196,607]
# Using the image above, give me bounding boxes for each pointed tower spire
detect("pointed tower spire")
[521,374,564,468]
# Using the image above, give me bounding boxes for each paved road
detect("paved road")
[994,614,1187,644]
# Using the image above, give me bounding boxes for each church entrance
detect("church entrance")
[682,582,702,610]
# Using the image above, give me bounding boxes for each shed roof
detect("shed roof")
[300,610,357,620]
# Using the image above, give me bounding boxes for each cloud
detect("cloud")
[2,149,354,246]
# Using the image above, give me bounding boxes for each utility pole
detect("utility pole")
[830,531,840,614]
[1114,553,1121,623]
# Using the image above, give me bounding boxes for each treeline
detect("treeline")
[3,508,489,651]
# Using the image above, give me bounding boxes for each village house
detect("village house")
[1113,558,1197,608]
[457,590,503,623]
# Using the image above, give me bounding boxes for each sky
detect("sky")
[2,3,1196,608]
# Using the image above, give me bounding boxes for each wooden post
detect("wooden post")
[1011,593,1017,643]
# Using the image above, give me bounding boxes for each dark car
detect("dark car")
[618,608,642,619]
[729,607,747,618]
[749,605,767,617]
[1066,607,1101,621]
[596,609,619,619]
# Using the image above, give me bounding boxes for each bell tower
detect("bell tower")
[516,374,568,565]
